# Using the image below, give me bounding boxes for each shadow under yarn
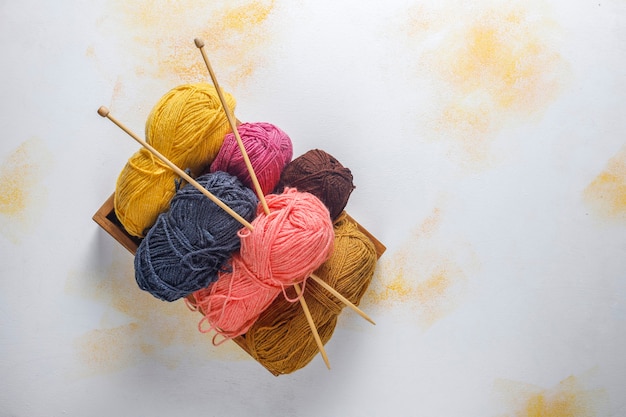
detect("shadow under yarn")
[242,215,377,375]
[134,171,258,302]
[274,149,355,221]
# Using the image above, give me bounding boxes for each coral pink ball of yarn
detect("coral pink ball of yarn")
[209,122,293,195]
[192,188,335,340]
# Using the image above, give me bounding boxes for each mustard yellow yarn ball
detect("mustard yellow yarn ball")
[114,83,236,237]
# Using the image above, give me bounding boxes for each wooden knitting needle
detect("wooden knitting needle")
[309,273,375,325]
[97,106,254,232]
[194,37,270,216]
[193,39,331,369]
[293,282,330,369]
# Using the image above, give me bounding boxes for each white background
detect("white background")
[1,0,625,416]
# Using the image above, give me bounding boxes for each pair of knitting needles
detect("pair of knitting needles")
[98,37,375,370]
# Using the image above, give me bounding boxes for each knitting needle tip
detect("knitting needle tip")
[194,38,205,48]
[97,106,110,117]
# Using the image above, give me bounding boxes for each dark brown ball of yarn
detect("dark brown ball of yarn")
[241,215,377,375]
[274,149,355,220]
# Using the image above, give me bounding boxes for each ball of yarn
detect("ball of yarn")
[209,122,293,195]
[275,149,355,221]
[242,215,377,374]
[115,83,237,237]
[134,171,258,302]
[191,188,335,340]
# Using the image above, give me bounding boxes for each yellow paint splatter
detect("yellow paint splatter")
[113,0,276,87]
[416,206,442,238]
[1,142,35,216]
[400,2,567,166]
[416,264,467,327]
[0,138,52,242]
[584,146,626,221]
[67,247,250,376]
[367,267,414,304]
[364,207,477,328]
[443,8,562,112]
[74,324,142,375]
[495,375,606,417]
[416,269,450,298]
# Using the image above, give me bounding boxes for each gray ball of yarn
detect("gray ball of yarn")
[134,171,258,302]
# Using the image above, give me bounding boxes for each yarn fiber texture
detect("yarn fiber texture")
[191,188,335,340]
[115,83,237,237]
[242,215,377,375]
[210,122,293,195]
[134,171,257,302]
[275,149,355,221]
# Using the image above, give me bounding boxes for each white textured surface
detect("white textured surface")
[1,1,625,416]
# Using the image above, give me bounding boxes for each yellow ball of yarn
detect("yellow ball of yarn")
[114,83,236,237]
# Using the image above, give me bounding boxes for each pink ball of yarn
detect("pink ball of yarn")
[191,188,335,341]
[209,122,293,195]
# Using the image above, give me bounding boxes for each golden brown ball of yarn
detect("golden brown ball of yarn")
[241,214,377,375]
[114,83,236,237]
